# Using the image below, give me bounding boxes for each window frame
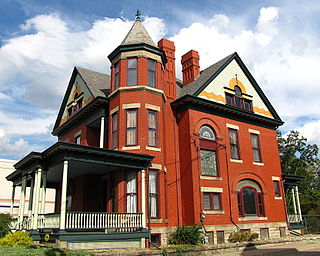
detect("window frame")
[238,186,265,217]
[149,170,159,218]
[111,112,118,149]
[114,62,119,90]
[225,86,253,112]
[127,58,137,86]
[273,181,281,197]
[251,133,262,162]
[148,110,158,147]
[228,128,240,160]
[203,192,222,211]
[126,171,138,213]
[126,109,138,146]
[75,135,81,144]
[148,59,156,88]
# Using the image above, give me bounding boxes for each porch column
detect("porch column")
[291,188,298,221]
[18,176,27,224]
[32,168,42,229]
[99,116,105,148]
[28,177,34,217]
[60,160,69,230]
[295,186,302,222]
[41,171,47,214]
[141,169,146,228]
[9,185,16,215]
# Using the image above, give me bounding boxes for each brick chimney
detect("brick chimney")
[158,38,176,99]
[181,50,200,86]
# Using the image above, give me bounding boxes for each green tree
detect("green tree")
[277,130,320,214]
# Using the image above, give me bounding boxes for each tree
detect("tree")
[277,130,320,214]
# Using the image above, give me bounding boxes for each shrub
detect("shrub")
[0,231,33,247]
[169,225,203,245]
[228,230,259,243]
[0,213,14,238]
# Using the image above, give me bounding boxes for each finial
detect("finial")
[135,10,141,21]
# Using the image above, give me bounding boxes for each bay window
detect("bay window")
[148,110,157,147]
[148,59,156,87]
[127,58,137,86]
[126,171,137,213]
[126,109,137,145]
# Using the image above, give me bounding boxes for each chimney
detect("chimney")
[158,38,176,99]
[181,50,200,86]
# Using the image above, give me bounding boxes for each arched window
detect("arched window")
[237,179,264,217]
[199,125,218,177]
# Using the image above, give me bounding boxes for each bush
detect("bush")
[169,225,204,245]
[0,213,14,238]
[228,230,259,243]
[0,231,33,247]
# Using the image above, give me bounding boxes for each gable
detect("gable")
[196,57,278,120]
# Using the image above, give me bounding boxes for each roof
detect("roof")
[76,67,110,97]
[178,53,235,98]
[120,20,156,47]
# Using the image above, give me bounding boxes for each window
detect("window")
[251,134,262,162]
[203,192,221,210]
[148,111,157,147]
[149,171,158,218]
[112,113,118,149]
[127,58,137,86]
[274,181,281,197]
[148,59,156,87]
[126,171,137,212]
[126,109,137,145]
[114,62,119,89]
[225,86,253,111]
[75,135,81,144]
[228,129,240,159]
[199,126,218,176]
[237,182,265,217]
[68,93,83,117]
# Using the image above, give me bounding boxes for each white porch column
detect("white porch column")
[99,116,105,148]
[60,160,69,230]
[10,185,16,215]
[291,188,298,221]
[18,176,27,224]
[32,168,42,229]
[141,169,146,228]
[41,171,47,214]
[295,186,303,222]
[28,178,35,217]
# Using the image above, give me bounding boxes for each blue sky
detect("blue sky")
[1,0,320,159]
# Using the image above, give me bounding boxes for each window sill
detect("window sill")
[230,159,243,163]
[122,145,141,150]
[253,162,264,166]
[149,218,163,224]
[274,196,283,200]
[238,216,268,221]
[200,176,222,181]
[146,146,161,152]
[203,210,225,215]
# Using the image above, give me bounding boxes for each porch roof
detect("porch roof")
[282,174,304,187]
[7,142,154,184]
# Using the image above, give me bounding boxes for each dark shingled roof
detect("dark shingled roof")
[178,52,235,98]
[76,67,110,97]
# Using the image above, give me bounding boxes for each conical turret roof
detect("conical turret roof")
[120,20,156,47]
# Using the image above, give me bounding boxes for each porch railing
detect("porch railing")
[37,213,60,229]
[288,214,302,223]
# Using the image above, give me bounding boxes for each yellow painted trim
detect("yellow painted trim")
[198,91,226,103]
[229,78,247,94]
[253,106,273,117]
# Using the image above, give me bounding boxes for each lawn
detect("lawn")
[0,246,96,256]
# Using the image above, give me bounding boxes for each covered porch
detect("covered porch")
[6,142,153,249]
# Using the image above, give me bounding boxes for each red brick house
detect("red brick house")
[7,14,289,249]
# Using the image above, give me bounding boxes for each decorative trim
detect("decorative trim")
[145,103,160,112]
[109,86,166,102]
[230,159,243,163]
[200,176,222,181]
[122,103,141,109]
[226,123,239,130]
[238,216,268,221]
[248,129,260,135]
[201,187,223,193]
[272,176,281,181]
[275,196,283,200]
[242,94,253,100]
[121,145,141,150]
[150,163,162,170]
[203,210,225,215]
[110,106,119,115]
[146,146,161,152]
[253,162,264,166]
[223,87,235,95]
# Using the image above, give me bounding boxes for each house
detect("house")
[0,159,55,217]
[6,12,292,249]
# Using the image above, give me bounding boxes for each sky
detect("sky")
[0,0,320,160]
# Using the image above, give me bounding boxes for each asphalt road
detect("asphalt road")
[218,240,320,256]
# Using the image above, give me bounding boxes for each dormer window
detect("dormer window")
[225,86,253,112]
[67,92,83,118]
[127,58,137,86]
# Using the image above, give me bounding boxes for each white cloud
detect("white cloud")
[296,120,320,146]
[0,129,30,158]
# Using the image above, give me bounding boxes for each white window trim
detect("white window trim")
[145,103,160,112]
[226,123,239,130]
[201,187,223,193]
[238,216,268,221]
[203,210,225,215]
[146,146,161,152]
[253,162,264,166]
[74,131,82,137]
[230,159,243,163]
[248,129,260,135]
[110,106,119,115]
[122,103,141,109]
[122,145,141,150]
[200,176,222,181]
[150,163,162,170]
[275,196,283,200]
[272,176,281,181]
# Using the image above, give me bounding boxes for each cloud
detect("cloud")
[0,129,30,158]
[296,120,320,146]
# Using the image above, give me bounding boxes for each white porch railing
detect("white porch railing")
[37,213,60,229]
[66,212,143,232]
[288,214,302,223]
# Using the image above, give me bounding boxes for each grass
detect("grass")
[0,246,95,256]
